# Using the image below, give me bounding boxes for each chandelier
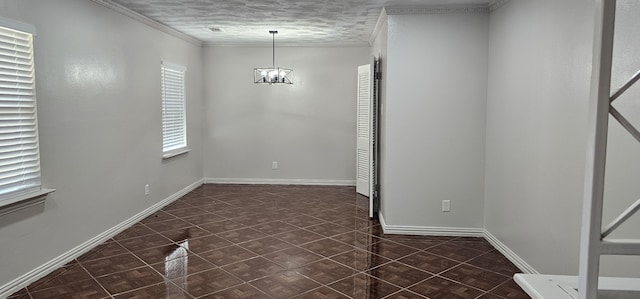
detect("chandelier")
[254,31,293,85]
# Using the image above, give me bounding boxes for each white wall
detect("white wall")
[381,12,489,229]
[0,0,204,287]
[485,0,640,276]
[202,46,369,183]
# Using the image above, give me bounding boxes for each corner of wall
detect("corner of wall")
[483,229,539,274]
[369,8,388,46]
[379,213,485,237]
[488,0,512,13]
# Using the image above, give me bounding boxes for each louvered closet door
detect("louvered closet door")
[356,64,371,197]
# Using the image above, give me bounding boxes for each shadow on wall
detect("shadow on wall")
[0,200,49,228]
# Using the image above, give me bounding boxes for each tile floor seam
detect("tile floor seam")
[417,246,485,264]
[75,259,113,299]
[196,282,274,299]
[149,249,220,279]
[25,259,112,299]
[235,237,297,256]
[105,279,180,298]
[300,238,358,258]
[217,266,248,289]
[25,261,95,294]
[458,260,516,279]
[383,288,429,299]
[182,218,222,228]
[110,236,172,266]
[171,268,240,298]
[383,271,435,293]
[88,263,154,280]
[332,271,402,298]
[189,244,255,268]
[195,223,248,236]
[381,256,441,274]
[289,257,356,285]
[483,276,517,298]
[260,245,321,268]
[291,286,329,299]
[112,224,157,241]
[478,291,508,299]
[21,286,33,299]
[324,284,357,299]
[80,249,146,270]
[438,267,510,293]
[166,211,210,220]
[138,222,193,238]
[430,273,491,294]
[330,250,394,272]
[329,240,377,251]
[248,273,321,298]
[220,257,286,283]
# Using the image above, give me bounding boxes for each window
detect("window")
[0,20,47,205]
[161,62,188,158]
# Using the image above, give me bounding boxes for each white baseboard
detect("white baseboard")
[204,178,356,186]
[0,179,204,298]
[378,212,484,237]
[483,229,539,274]
[377,213,539,274]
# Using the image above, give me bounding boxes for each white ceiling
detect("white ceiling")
[107,0,494,45]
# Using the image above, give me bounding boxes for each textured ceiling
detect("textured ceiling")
[109,0,493,45]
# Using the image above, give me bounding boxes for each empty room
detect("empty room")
[0,0,639,298]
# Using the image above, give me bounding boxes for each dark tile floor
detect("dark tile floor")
[9,184,530,299]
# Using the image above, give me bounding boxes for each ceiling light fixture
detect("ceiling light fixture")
[254,30,293,85]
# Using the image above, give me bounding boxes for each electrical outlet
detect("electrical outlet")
[145,184,150,196]
[442,200,450,212]
[272,161,278,170]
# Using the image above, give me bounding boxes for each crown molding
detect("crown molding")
[384,5,489,15]
[202,41,369,48]
[89,0,202,47]
[368,8,388,46]
[489,0,512,12]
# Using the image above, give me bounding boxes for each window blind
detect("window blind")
[0,25,41,199]
[161,63,187,154]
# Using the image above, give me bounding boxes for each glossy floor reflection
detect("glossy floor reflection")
[10,184,530,298]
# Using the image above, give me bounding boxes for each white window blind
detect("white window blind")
[0,25,41,200]
[161,63,187,155]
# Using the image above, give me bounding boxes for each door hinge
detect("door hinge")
[375,72,382,80]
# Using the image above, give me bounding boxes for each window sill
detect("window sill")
[0,188,56,217]
[163,148,191,160]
